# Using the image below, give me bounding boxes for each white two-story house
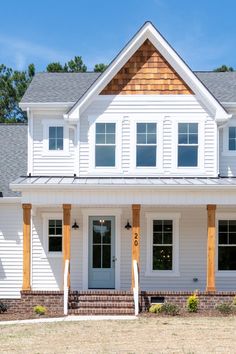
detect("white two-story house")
[1,22,236,315]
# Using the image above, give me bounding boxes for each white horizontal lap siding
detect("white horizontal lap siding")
[0,204,22,298]
[32,209,62,290]
[32,113,75,176]
[70,208,83,290]
[81,96,215,176]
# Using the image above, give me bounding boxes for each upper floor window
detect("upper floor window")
[218,220,236,271]
[178,123,198,167]
[136,123,157,167]
[95,123,116,167]
[49,126,64,151]
[229,127,236,151]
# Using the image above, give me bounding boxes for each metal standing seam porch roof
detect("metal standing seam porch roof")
[10,176,236,189]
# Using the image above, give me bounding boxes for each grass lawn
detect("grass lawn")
[0,316,236,353]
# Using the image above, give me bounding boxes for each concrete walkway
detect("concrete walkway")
[0,315,137,325]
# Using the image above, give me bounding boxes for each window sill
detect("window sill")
[216,271,236,277]
[42,151,71,157]
[145,271,180,277]
[41,253,62,259]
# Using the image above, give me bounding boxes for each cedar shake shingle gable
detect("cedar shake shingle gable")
[101,40,193,95]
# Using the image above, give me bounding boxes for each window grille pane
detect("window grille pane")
[137,146,156,166]
[218,246,236,270]
[96,123,105,134]
[229,127,236,139]
[49,127,56,138]
[178,146,198,166]
[57,127,63,139]
[93,245,101,268]
[95,146,115,167]
[49,237,62,252]
[106,123,115,134]
[137,123,146,133]
[153,246,172,270]
[229,139,236,151]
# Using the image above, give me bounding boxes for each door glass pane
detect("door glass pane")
[92,219,112,269]
[102,245,111,268]
[93,245,101,268]
[49,237,62,252]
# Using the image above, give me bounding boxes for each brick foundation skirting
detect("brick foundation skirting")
[1,291,64,315]
[140,291,236,311]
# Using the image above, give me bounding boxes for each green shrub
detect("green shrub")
[187,294,199,313]
[232,296,236,306]
[0,302,7,313]
[215,303,232,315]
[33,305,47,315]
[149,304,163,313]
[161,303,180,316]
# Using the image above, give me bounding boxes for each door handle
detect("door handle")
[112,256,117,262]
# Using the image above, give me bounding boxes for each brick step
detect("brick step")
[69,291,133,296]
[69,295,134,302]
[68,308,135,315]
[70,301,134,309]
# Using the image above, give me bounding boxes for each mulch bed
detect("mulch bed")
[0,312,64,321]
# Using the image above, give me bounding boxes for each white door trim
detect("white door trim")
[82,208,122,290]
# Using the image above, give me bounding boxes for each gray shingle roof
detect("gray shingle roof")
[21,72,100,103]
[195,72,236,103]
[21,71,236,104]
[0,124,27,197]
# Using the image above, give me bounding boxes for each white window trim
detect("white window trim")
[222,121,236,156]
[81,208,122,290]
[171,117,205,175]
[145,212,180,277]
[216,212,236,276]
[42,119,70,156]
[42,213,63,258]
[88,115,122,174]
[129,115,163,175]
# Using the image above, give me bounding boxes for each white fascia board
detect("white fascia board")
[0,197,21,204]
[66,22,230,122]
[10,183,236,192]
[20,102,74,111]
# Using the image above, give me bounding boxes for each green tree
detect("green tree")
[214,65,234,72]
[94,63,108,73]
[66,56,87,72]
[0,63,35,122]
[46,62,65,72]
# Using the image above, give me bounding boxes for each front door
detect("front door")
[88,216,115,289]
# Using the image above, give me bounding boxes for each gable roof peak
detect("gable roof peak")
[62,22,230,122]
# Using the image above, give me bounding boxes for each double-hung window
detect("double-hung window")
[136,123,157,167]
[153,220,173,270]
[218,220,236,271]
[228,127,236,151]
[178,123,198,167]
[95,123,116,167]
[48,219,62,253]
[49,126,64,151]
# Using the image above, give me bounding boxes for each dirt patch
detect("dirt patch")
[0,312,63,321]
[0,316,236,353]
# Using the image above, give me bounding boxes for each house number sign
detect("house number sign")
[134,232,139,246]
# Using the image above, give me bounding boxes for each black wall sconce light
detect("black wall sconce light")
[72,220,79,230]
[125,220,132,230]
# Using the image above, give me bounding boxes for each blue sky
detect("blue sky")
[0,0,236,72]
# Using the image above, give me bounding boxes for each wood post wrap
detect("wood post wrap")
[22,203,32,290]
[132,204,141,289]
[206,204,216,292]
[63,204,71,287]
